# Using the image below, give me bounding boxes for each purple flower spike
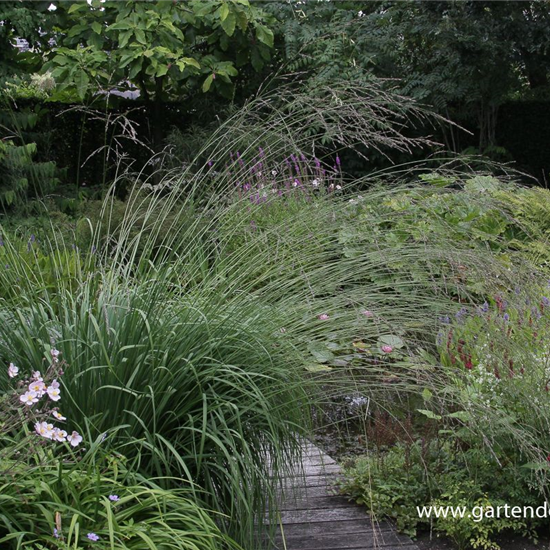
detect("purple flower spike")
[542,296,550,306]
[336,156,341,166]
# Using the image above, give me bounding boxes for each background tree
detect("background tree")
[46,0,275,149]
[0,1,53,83]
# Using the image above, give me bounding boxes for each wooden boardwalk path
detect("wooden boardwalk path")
[264,442,419,550]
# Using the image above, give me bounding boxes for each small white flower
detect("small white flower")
[336,185,342,190]
[50,349,60,362]
[49,379,60,390]
[32,371,42,381]
[35,421,54,439]
[8,363,18,378]
[29,380,46,397]
[271,170,277,176]
[52,428,67,442]
[312,179,319,187]
[52,411,66,421]
[20,391,39,406]
[47,386,61,402]
[293,179,299,187]
[67,431,83,447]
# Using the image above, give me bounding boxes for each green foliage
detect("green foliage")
[0,268,307,546]
[0,2,53,82]
[341,440,540,548]
[47,0,275,102]
[0,443,239,550]
[0,94,61,211]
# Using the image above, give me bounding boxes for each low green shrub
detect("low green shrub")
[0,443,238,550]
[340,440,541,549]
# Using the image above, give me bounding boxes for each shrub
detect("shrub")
[340,440,540,548]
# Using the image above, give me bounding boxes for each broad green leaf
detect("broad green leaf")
[91,22,102,35]
[75,70,90,100]
[447,410,470,421]
[255,24,274,48]
[107,21,132,31]
[202,73,214,92]
[422,388,433,402]
[128,59,143,79]
[221,12,236,36]
[377,335,405,349]
[156,64,169,77]
[68,3,86,13]
[118,30,133,49]
[135,28,146,45]
[417,409,442,421]
[305,363,333,373]
[220,3,230,21]
[180,57,200,70]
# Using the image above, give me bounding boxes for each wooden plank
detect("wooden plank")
[271,520,395,537]
[279,475,343,488]
[268,506,371,524]
[271,529,416,550]
[278,483,342,499]
[276,494,351,511]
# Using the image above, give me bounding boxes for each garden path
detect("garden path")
[265,442,419,550]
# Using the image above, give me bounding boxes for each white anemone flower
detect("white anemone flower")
[8,363,18,378]
[52,428,67,442]
[52,411,66,421]
[29,380,46,397]
[67,431,83,447]
[47,386,61,402]
[20,391,39,406]
[35,421,54,439]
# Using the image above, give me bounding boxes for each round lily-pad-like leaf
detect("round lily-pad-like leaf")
[305,363,333,373]
[377,335,405,349]
[307,342,335,363]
